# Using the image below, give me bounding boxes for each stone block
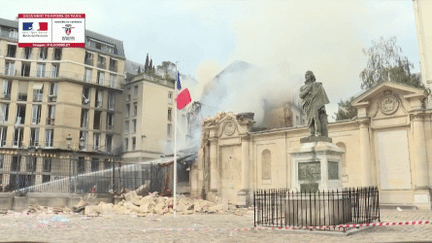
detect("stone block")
[0,193,14,211]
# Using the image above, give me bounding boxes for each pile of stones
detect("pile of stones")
[81,191,239,216]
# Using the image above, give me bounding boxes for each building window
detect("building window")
[47,105,56,125]
[79,131,88,151]
[4,61,15,76]
[134,85,138,98]
[107,113,114,130]
[11,156,21,172]
[82,87,90,104]
[6,44,17,58]
[126,88,131,101]
[132,137,136,151]
[109,74,116,88]
[84,68,92,82]
[124,121,129,135]
[26,157,37,172]
[0,126,7,147]
[16,104,26,125]
[80,109,89,128]
[53,48,62,60]
[23,47,32,59]
[43,158,51,172]
[9,29,18,39]
[97,55,106,69]
[84,52,94,66]
[0,154,3,170]
[13,127,24,147]
[108,92,115,110]
[33,83,43,102]
[77,157,85,174]
[104,159,111,170]
[31,105,42,124]
[124,138,128,151]
[94,111,101,130]
[93,133,101,151]
[109,58,117,72]
[30,128,39,147]
[36,63,46,78]
[51,64,59,78]
[42,175,50,183]
[91,158,100,172]
[18,83,28,101]
[49,83,58,102]
[45,129,54,148]
[95,90,103,108]
[0,103,9,123]
[168,108,172,122]
[168,91,173,104]
[97,71,105,85]
[132,119,136,134]
[133,102,137,117]
[125,104,130,117]
[262,149,271,180]
[21,62,31,77]
[39,47,47,60]
[106,135,113,153]
[2,80,12,99]
[95,42,102,50]
[167,124,172,136]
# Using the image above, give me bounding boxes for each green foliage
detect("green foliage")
[360,36,425,91]
[335,36,429,121]
[334,96,357,121]
[157,61,177,78]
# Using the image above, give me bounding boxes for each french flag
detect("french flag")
[176,72,191,110]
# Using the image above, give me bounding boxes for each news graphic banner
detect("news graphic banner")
[18,14,85,48]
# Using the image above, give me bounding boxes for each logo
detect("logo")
[23,22,33,31]
[38,22,48,31]
[63,24,74,35]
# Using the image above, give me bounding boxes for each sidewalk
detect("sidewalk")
[0,209,431,242]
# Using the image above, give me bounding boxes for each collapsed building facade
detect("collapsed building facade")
[191,82,432,210]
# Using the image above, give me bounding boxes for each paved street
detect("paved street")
[0,209,432,242]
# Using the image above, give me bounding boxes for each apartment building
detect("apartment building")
[0,18,125,190]
[122,67,188,162]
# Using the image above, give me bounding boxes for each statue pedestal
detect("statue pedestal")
[289,140,345,191]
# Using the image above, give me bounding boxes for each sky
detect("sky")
[1,0,422,122]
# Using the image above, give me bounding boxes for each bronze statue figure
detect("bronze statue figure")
[300,70,329,137]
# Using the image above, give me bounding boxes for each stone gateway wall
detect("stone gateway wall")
[193,82,432,210]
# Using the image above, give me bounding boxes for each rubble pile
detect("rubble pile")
[26,204,72,214]
[81,191,235,216]
[18,185,250,217]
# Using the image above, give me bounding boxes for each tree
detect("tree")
[149,59,153,74]
[335,36,428,121]
[144,53,149,73]
[157,61,177,78]
[360,36,424,90]
[334,96,357,121]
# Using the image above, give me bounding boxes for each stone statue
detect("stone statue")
[300,70,330,138]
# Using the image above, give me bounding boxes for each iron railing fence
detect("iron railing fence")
[254,187,380,231]
[0,154,167,194]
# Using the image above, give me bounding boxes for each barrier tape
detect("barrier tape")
[1,220,432,231]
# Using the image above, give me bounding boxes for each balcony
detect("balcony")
[1,93,11,100]
[0,70,124,89]
[85,59,94,66]
[48,95,57,102]
[46,118,55,125]
[97,61,106,69]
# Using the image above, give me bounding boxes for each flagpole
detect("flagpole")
[173,72,178,218]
